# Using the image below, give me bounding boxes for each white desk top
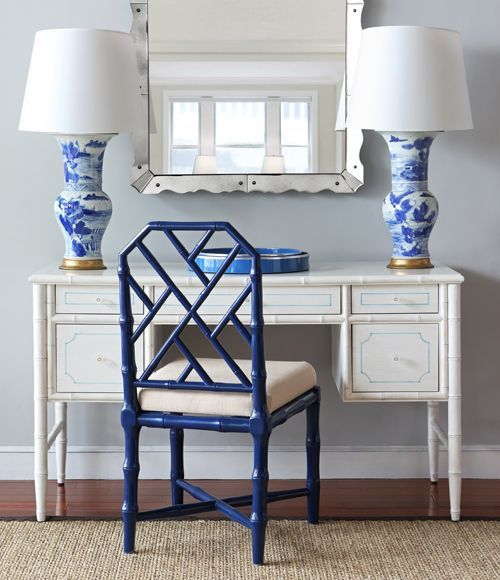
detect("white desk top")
[30,261,464,286]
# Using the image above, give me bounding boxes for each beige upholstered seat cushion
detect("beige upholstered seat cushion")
[139,358,317,417]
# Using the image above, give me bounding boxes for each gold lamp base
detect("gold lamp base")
[60,258,107,271]
[388,257,434,270]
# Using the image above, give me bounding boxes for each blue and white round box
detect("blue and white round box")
[194,248,310,274]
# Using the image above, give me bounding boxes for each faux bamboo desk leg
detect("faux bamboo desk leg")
[33,284,48,522]
[448,283,462,521]
[427,402,440,484]
[55,402,67,486]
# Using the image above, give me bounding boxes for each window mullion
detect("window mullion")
[266,98,281,156]
[200,98,215,156]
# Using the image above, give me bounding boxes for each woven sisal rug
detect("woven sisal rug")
[1,520,499,579]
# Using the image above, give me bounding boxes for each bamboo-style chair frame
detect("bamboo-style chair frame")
[118,221,320,565]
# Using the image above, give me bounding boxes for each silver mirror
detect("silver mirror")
[130,0,364,194]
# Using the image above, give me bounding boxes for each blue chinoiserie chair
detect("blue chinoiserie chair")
[118,221,320,565]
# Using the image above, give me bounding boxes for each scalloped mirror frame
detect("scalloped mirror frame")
[130,0,364,194]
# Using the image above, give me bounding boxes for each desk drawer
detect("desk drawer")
[352,323,439,393]
[154,286,341,315]
[352,285,438,314]
[56,324,143,394]
[56,285,143,315]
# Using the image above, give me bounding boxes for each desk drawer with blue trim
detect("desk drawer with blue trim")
[154,286,341,316]
[351,285,439,314]
[55,324,144,394]
[56,285,144,315]
[352,323,439,393]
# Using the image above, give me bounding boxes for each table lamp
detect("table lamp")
[348,26,473,269]
[19,29,142,270]
[261,155,286,174]
[193,155,218,174]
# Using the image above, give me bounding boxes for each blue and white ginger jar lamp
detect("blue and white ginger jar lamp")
[347,26,473,269]
[19,28,142,270]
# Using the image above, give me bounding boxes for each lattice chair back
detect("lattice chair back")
[118,221,267,415]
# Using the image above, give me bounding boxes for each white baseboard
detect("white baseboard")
[2,445,500,480]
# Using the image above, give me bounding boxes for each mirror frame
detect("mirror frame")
[130,0,364,194]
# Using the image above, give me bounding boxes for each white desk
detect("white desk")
[30,262,463,521]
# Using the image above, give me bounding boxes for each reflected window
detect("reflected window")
[281,101,311,173]
[166,93,315,174]
[216,101,266,173]
[170,101,199,174]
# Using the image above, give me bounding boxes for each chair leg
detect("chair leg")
[306,389,321,524]
[170,427,184,505]
[122,424,141,554]
[250,431,270,565]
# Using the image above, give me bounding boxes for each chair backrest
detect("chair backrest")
[118,221,267,414]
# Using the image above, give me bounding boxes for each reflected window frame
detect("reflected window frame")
[163,90,319,175]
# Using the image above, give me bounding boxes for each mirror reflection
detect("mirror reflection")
[148,0,346,175]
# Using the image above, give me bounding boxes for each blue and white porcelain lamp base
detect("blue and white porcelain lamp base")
[381,131,440,269]
[55,134,114,270]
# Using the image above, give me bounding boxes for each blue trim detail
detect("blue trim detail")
[360,331,432,384]
[64,290,136,307]
[173,292,333,309]
[360,291,431,307]
[64,332,121,384]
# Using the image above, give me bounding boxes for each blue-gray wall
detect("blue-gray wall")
[1,1,498,458]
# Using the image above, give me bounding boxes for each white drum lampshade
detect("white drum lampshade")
[348,26,472,131]
[19,28,142,271]
[347,26,472,270]
[19,28,142,134]
[261,155,286,174]
[193,155,218,174]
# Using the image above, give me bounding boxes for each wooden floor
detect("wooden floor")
[1,479,499,519]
